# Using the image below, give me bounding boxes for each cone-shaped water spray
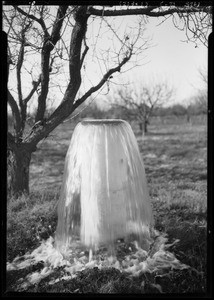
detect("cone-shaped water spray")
[55,119,153,256]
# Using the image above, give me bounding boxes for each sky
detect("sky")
[75,12,210,109]
[129,16,209,106]
[6,5,210,113]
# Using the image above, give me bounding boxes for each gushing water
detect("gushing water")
[7,120,191,290]
[55,119,153,256]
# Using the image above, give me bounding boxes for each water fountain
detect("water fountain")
[7,120,189,290]
[55,119,154,257]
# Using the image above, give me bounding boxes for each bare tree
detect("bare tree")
[4,4,211,196]
[198,66,208,85]
[191,66,208,114]
[113,80,174,134]
[194,91,207,114]
[185,66,208,122]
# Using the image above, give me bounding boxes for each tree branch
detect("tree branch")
[80,38,89,69]
[35,6,68,122]
[23,75,42,104]
[73,51,132,110]
[35,49,51,122]
[16,24,32,132]
[68,7,88,84]
[51,6,68,44]
[14,5,49,37]
[16,39,24,105]
[22,48,132,146]
[20,7,88,145]
[114,79,174,126]
[39,6,89,125]
[7,90,22,136]
[88,6,211,17]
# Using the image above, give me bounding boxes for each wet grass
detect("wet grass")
[6,118,208,295]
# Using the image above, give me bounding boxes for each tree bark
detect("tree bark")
[143,120,148,135]
[144,121,148,134]
[139,120,148,135]
[7,146,32,197]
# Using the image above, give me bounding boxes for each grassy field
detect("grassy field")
[6,115,208,295]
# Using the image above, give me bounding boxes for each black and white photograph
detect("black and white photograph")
[3,1,212,296]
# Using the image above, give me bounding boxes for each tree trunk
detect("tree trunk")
[143,121,148,134]
[186,113,192,125]
[7,146,32,197]
[139,120,148,136]
[139,119,149,136]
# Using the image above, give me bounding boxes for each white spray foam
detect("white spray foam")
[7,232,189,290]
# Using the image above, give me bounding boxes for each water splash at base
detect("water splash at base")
[7,230,189,290]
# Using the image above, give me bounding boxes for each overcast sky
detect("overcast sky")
[83,12,209,109]
[130,16,209,106]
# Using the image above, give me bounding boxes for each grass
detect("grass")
[6,117,208,294]
[7,191,59,261]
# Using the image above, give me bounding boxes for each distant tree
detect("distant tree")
[198,65,208,85]
[195,66,208,114]
[104,105,130,120]
[112,80,174,134]
[187,66,208,117]
[170,104,187,117]
[152,106,172,117]
[4,4,211,195]
[194,91,207,114]
[78,101,106,120]
[187,93,207,116]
